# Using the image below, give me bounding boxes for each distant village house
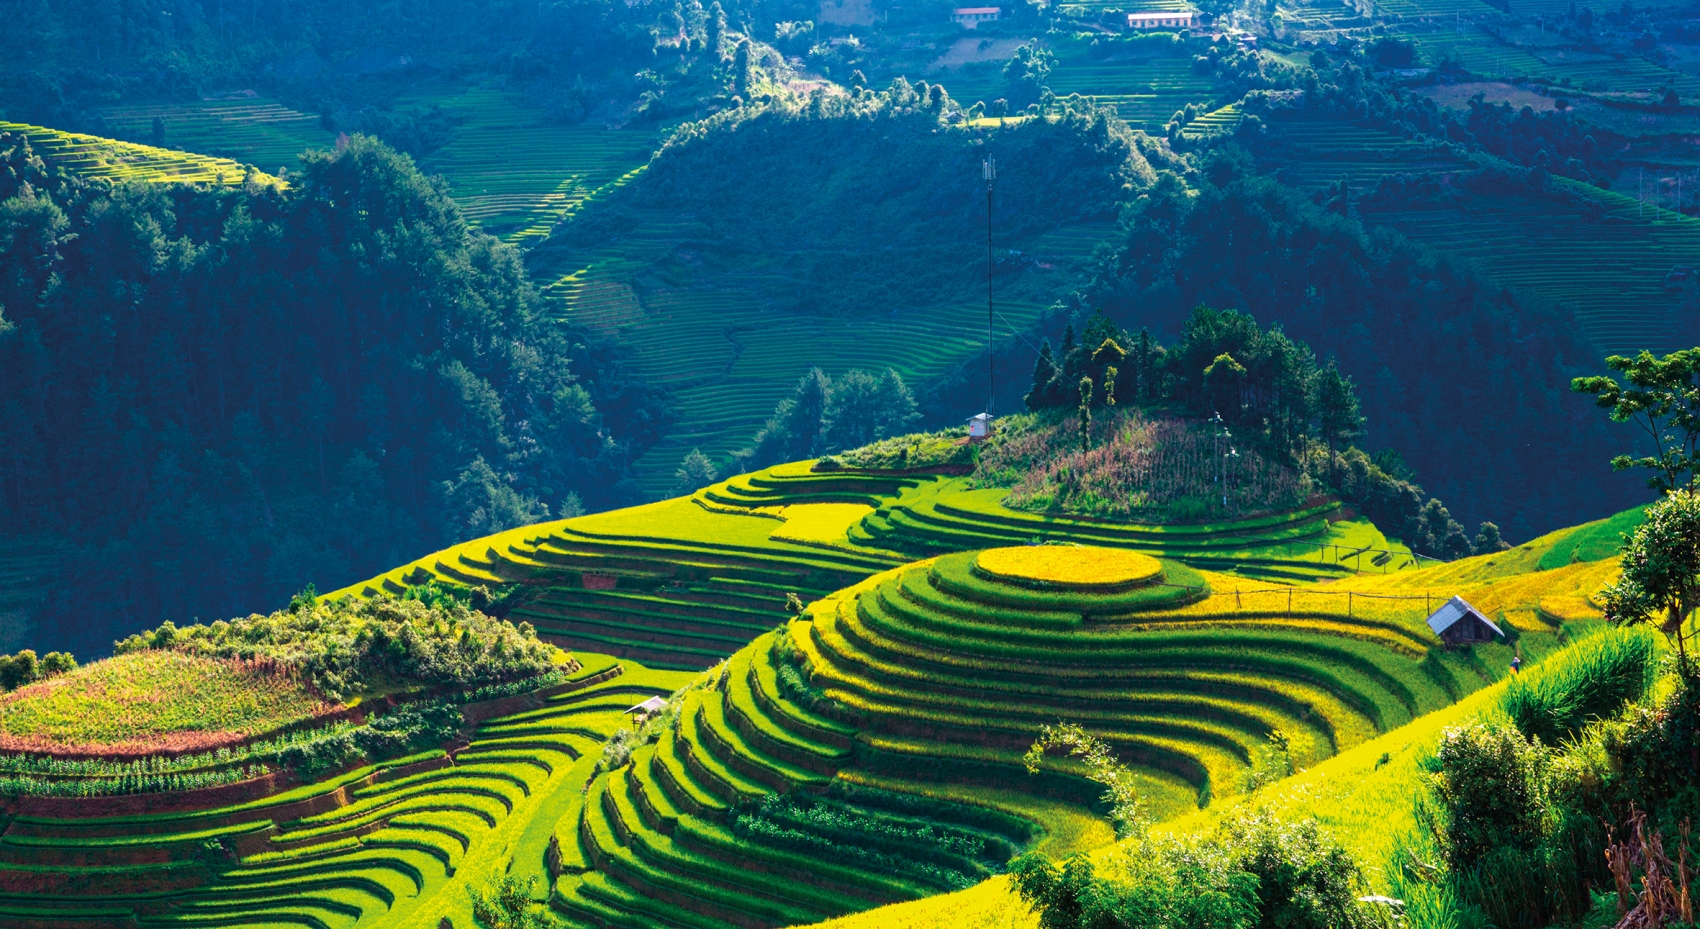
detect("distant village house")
[966,412,994,440]
[1425,595,1504,646]
[952,6,1001,27]
[1127,10,1197,29]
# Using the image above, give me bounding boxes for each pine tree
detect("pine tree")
[1026,341,1057,410]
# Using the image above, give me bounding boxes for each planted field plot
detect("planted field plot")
[95,97,332,175]
[391,85,657,242]
[1365,177,1700,356]
[1261,119,1475,190]
[0,657,692,929]
[0,653,333,757]
[0,121,277,186]
[553,543,1490,928]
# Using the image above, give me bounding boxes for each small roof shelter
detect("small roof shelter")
[1425,596,1503,645]
[952,6,1001,26]
[967,412,994,439]
[625,696,668,719]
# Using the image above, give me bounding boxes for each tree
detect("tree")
[1599,489,1700,667]
[732,38,753,97]
[744,368,830,467]
[1573,348,1700,493]
[1472,521,1509,556]
[1313,359,1364,454]
[671,448,719,497]
[705,1,726,60]
[1026,340,1058,411]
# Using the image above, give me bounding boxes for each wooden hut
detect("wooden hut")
[1425,595,1503,645]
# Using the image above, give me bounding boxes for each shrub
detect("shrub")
[1429,721,1553,870]
[1010,813,1373,929]
[113,593,564,700]
[1501,626,1659,745]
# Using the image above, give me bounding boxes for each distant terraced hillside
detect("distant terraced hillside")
[0,121,280,186]
[1257,114,1700,357]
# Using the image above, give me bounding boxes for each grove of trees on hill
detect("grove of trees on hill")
[1076,149,1639,541]
[0,134,668,653]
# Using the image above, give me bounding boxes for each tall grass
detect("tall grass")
[1501,626,1659,745]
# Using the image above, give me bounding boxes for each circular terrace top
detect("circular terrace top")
[974,545,1162,591]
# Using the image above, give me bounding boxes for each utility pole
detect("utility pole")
[984,156,996,416]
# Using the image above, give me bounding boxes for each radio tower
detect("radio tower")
[984,156,996,416]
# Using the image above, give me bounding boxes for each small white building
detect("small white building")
[1127,10,1197,29]
[952,6,1001,27]
[967,412,994,440]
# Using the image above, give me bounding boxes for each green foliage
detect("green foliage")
[1428,722,1554,871]
[1010,814,1373,929]
[1573,348,1700,493]
[1501,626,1659,745]
[673,448,721,497]
[741,367,921,470]
[111,593,563,701]
[729,792,1004,889]
[0,133,664,654]
[1600,488,1700,662]
[1238,729,1295,794]
[0,649,75,692]
[826,431,976,471]
[1087,155,1638,544]
[1025,722,1148,837]
[472,874,553,929]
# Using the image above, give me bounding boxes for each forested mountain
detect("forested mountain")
[0,133,667,653]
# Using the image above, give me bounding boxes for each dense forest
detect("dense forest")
[0,133,667,653]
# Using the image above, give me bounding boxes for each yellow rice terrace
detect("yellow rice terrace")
[975,545,1163,590]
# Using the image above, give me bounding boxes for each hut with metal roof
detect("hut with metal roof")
[1425,595,1503,646]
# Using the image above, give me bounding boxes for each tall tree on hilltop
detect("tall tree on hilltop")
[1315,359,1364,456]
[1573,348,1700,493]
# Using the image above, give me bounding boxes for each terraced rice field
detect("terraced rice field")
[95,97,333,176]
[550,541,1494,928]
[0,121,278,186]
[1367,177,1700,356]
[537,233,1059,494]
[1258,116,1700,356]
[332,460,1431,672]
[1042,57,1224,132]
[0,655,693,929]
[701,461,1425,582]
[393,85,657,242]
[1260,119,1476,189]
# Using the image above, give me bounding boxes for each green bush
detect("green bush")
[1501,626,1659,745]
[1010,813,1373,929]
[0,649,76,691]
[112,593,564,700]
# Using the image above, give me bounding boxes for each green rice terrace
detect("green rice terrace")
[0,121,280,187]
[0,464,1631,929]
[1256,114,1700,356]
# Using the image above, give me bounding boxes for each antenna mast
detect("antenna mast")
[984,156,996,416]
